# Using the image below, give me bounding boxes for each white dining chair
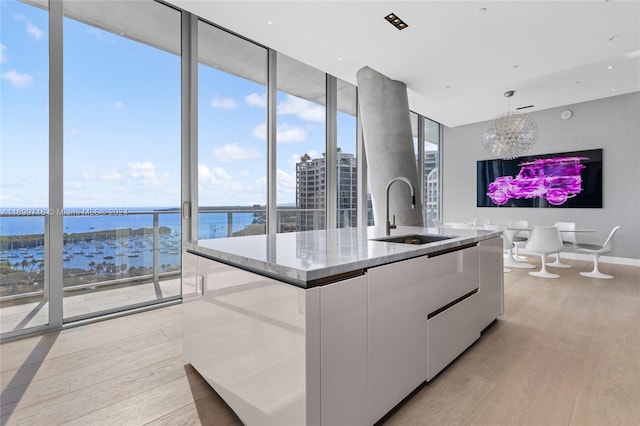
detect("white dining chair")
[574,226,621,279]
[473,218,492,229]
[495,225,535,269]
[450,222,470,229]
[525,226,564,278]
[547,221,576,268]
[508,219,530,260]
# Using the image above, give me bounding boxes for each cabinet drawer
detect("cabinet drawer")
[426,292,480,381]
[426,246,479,315]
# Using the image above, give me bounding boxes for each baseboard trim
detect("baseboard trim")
[518,249,640,267]
[560,252,640,267]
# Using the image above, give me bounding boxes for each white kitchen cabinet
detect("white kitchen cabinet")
[182,253,319,426]
[477,237,504,332]
[183,231,504,426]
[319,276,368,426]
[422,245,481,381]
[426,292,480,381]
[425,245,479,316]
[367,256,428,425]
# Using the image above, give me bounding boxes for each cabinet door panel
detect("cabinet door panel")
[368,256,428,424]
[477,237,504,331]
[184,257,309,426]
[320,276,368,426]
[182,252,202,366]
[425,246,479,315]
[427,293,480,381]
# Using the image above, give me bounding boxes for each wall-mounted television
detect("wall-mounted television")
[477,149,602,208]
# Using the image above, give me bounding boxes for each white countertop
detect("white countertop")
[184,226,501,288]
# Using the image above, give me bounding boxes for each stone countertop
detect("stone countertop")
[184,226,501,288]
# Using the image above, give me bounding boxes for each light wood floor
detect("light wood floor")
[1,258,638,426]
[0,278,181,334]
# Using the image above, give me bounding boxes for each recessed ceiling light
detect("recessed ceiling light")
[266,20,273,25]
[384,12,408,30]
[445,85,451,89]
[611,88,616,91]
[513,64,521,69]
[607,65,615,70]
[338,57,343,61]
[478,8,488,14]
[608,35,619,41]
[574,80,582,84]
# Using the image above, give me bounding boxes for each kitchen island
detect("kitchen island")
[182,226,503,426]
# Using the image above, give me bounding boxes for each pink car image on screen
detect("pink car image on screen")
[487,157,587,206]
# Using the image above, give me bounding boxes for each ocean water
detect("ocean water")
[0,208,257,271]
[0,208,256,236]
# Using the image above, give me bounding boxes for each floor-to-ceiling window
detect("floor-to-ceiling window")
[0,0,49,334]
[197,20,267,239]
[1,0,444,340]
[62,1,182,321]
[276,53,326,232]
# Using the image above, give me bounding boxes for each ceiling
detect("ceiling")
[168,1,640,127]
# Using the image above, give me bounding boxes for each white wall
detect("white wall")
[442,92,640,260]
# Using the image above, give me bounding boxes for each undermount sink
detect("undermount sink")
[371,234,455,245]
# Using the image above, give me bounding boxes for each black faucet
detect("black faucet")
[385,176,416,236]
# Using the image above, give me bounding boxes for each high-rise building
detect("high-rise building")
[424,151,439,226]
[296,152,357,230]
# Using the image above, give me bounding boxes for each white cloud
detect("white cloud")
[240,170,250,177]
[0,193,22,203]
[2,69,33,88]
[68,128,83,137]
[0,44,6,64]
[115,101,125,110]
[213,143,260,162]
[199,169,268,205]
[210,95,238,110]
[252,122,307,143]
[198,164,233,185]
[252,123,267,139]
[278,94,325,122]
[80,168,122,182]
[276,168,296,198]
[64,180,83,190]
[128,161,169,186]
[288,153,301,169]
[26,21,44,40]
[13,14,26,22]
[100,170,122,181]
[292,150,320,166]
[277,125,308,143]
[245,92,266,107]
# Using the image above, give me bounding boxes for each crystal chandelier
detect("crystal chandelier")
[482,90,538,160]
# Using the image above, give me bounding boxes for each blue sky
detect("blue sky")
[1,0,357,208]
